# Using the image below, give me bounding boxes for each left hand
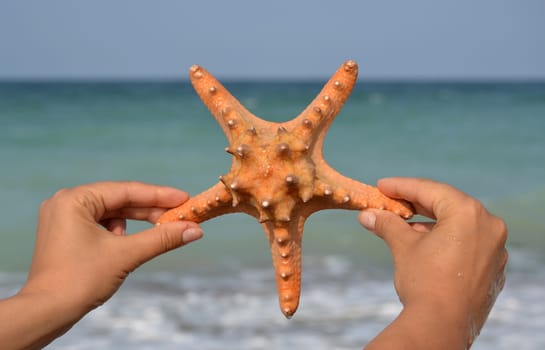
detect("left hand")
[22,181,202,315]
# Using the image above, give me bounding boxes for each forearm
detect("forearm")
[0,291,85,350]
[365,302,470,350]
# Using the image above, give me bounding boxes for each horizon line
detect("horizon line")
[2,76,545,84]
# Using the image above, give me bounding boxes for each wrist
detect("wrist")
[401,299,472,349]
[1,286,89,349]
[366,296,472,350]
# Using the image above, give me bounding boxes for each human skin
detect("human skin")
[359,178,508,350]
[0,181,203,350]
[0,178,507,349]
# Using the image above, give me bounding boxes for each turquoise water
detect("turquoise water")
[1,80,544,349]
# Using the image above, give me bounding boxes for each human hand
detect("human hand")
[1,181,202,349]
[359,178,507,349]
[24,181,202,311]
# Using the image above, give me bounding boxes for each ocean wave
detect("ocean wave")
[0,251,544,350]
[0,256,539,350]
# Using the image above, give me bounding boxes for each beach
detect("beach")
[1,80,544,349]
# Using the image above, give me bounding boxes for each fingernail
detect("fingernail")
[182,228,203,244]
[359,211,376,230]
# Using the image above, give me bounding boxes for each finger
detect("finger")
[409,221,435,233]
[377,177,471,221]
[359,209,416,251]
[100,218,127,235]
[121,221,203,268]
[75,181,189,220]
[100,207,172,223]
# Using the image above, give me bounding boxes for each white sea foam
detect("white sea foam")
[25,255,540,350]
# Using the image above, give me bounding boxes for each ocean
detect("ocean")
[1,79,544,349]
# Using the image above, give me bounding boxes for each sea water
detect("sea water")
[1,80,544,349]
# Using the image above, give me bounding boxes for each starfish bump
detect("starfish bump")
[158,60,414,318]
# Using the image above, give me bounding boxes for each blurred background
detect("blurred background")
[1,1,544,349]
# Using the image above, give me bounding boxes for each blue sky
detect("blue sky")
[1,0,544,80]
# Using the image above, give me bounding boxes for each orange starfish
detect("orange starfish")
[157,60,413,318]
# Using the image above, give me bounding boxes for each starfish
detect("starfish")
[157,60,413,318]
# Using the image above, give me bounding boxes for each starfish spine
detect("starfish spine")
[158,60,414,318]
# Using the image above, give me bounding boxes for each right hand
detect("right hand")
[359,177,508,347]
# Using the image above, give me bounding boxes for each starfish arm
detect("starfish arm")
[157,182,251,224]
[262,218,305,319]
[311,161,414,219]
[158,60,413,318]
[286,60,358,153]
[189,65,270,144]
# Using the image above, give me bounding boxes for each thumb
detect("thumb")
[123,221,203,268]
[359,209,412,251]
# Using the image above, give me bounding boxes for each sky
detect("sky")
[1,0,544,80]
